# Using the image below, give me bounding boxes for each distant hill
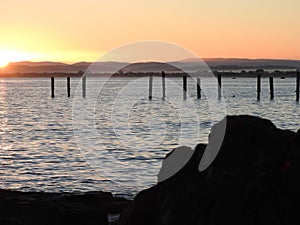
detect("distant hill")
[1,61,85,73]
[0,61,129,73]
[119,62,182,73]
[9,61,68,67]
[185,58,300,70]
[1,58,300,74]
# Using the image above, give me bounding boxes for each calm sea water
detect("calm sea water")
[0,77,299,197]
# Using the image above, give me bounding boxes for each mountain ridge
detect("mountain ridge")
[1,58,300,73]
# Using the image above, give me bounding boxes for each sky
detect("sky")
[0,0,300,65]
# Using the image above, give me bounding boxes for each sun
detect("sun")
[0,49,34,68]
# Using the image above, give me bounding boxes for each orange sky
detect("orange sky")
[0,0,300,65]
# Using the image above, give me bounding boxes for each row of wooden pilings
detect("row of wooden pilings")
[148,70,300,101]
[51,76,86,98]
[51,69,300,101]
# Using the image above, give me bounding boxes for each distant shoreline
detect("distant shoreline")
[0,70,298,78]
[1,58,300,77]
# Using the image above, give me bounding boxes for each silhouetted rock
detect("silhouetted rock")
[0,189,130,225]
[119,115,299,225]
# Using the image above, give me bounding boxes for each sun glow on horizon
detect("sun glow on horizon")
[0,0,299,62]
[0,49,36,68]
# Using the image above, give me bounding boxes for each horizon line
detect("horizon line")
[5,57,300,65]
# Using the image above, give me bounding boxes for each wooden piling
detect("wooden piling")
[51,77,55,98]
[269,76,274,100]
[183,75,187,100]
[197,78,201,99]
[217,74,222,99]
[67,77,71,97]
[296,69,300,102]
[162,71,166,100]
[257,74,261,101]
[149,75,153,100]
[82,76,86,98]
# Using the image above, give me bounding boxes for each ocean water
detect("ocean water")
[0,76,299,197]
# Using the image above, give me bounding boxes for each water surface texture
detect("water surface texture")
[0,77,299,197]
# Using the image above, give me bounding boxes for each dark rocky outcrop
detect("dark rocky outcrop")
[119,115,300,225]
[0,189,130,225]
